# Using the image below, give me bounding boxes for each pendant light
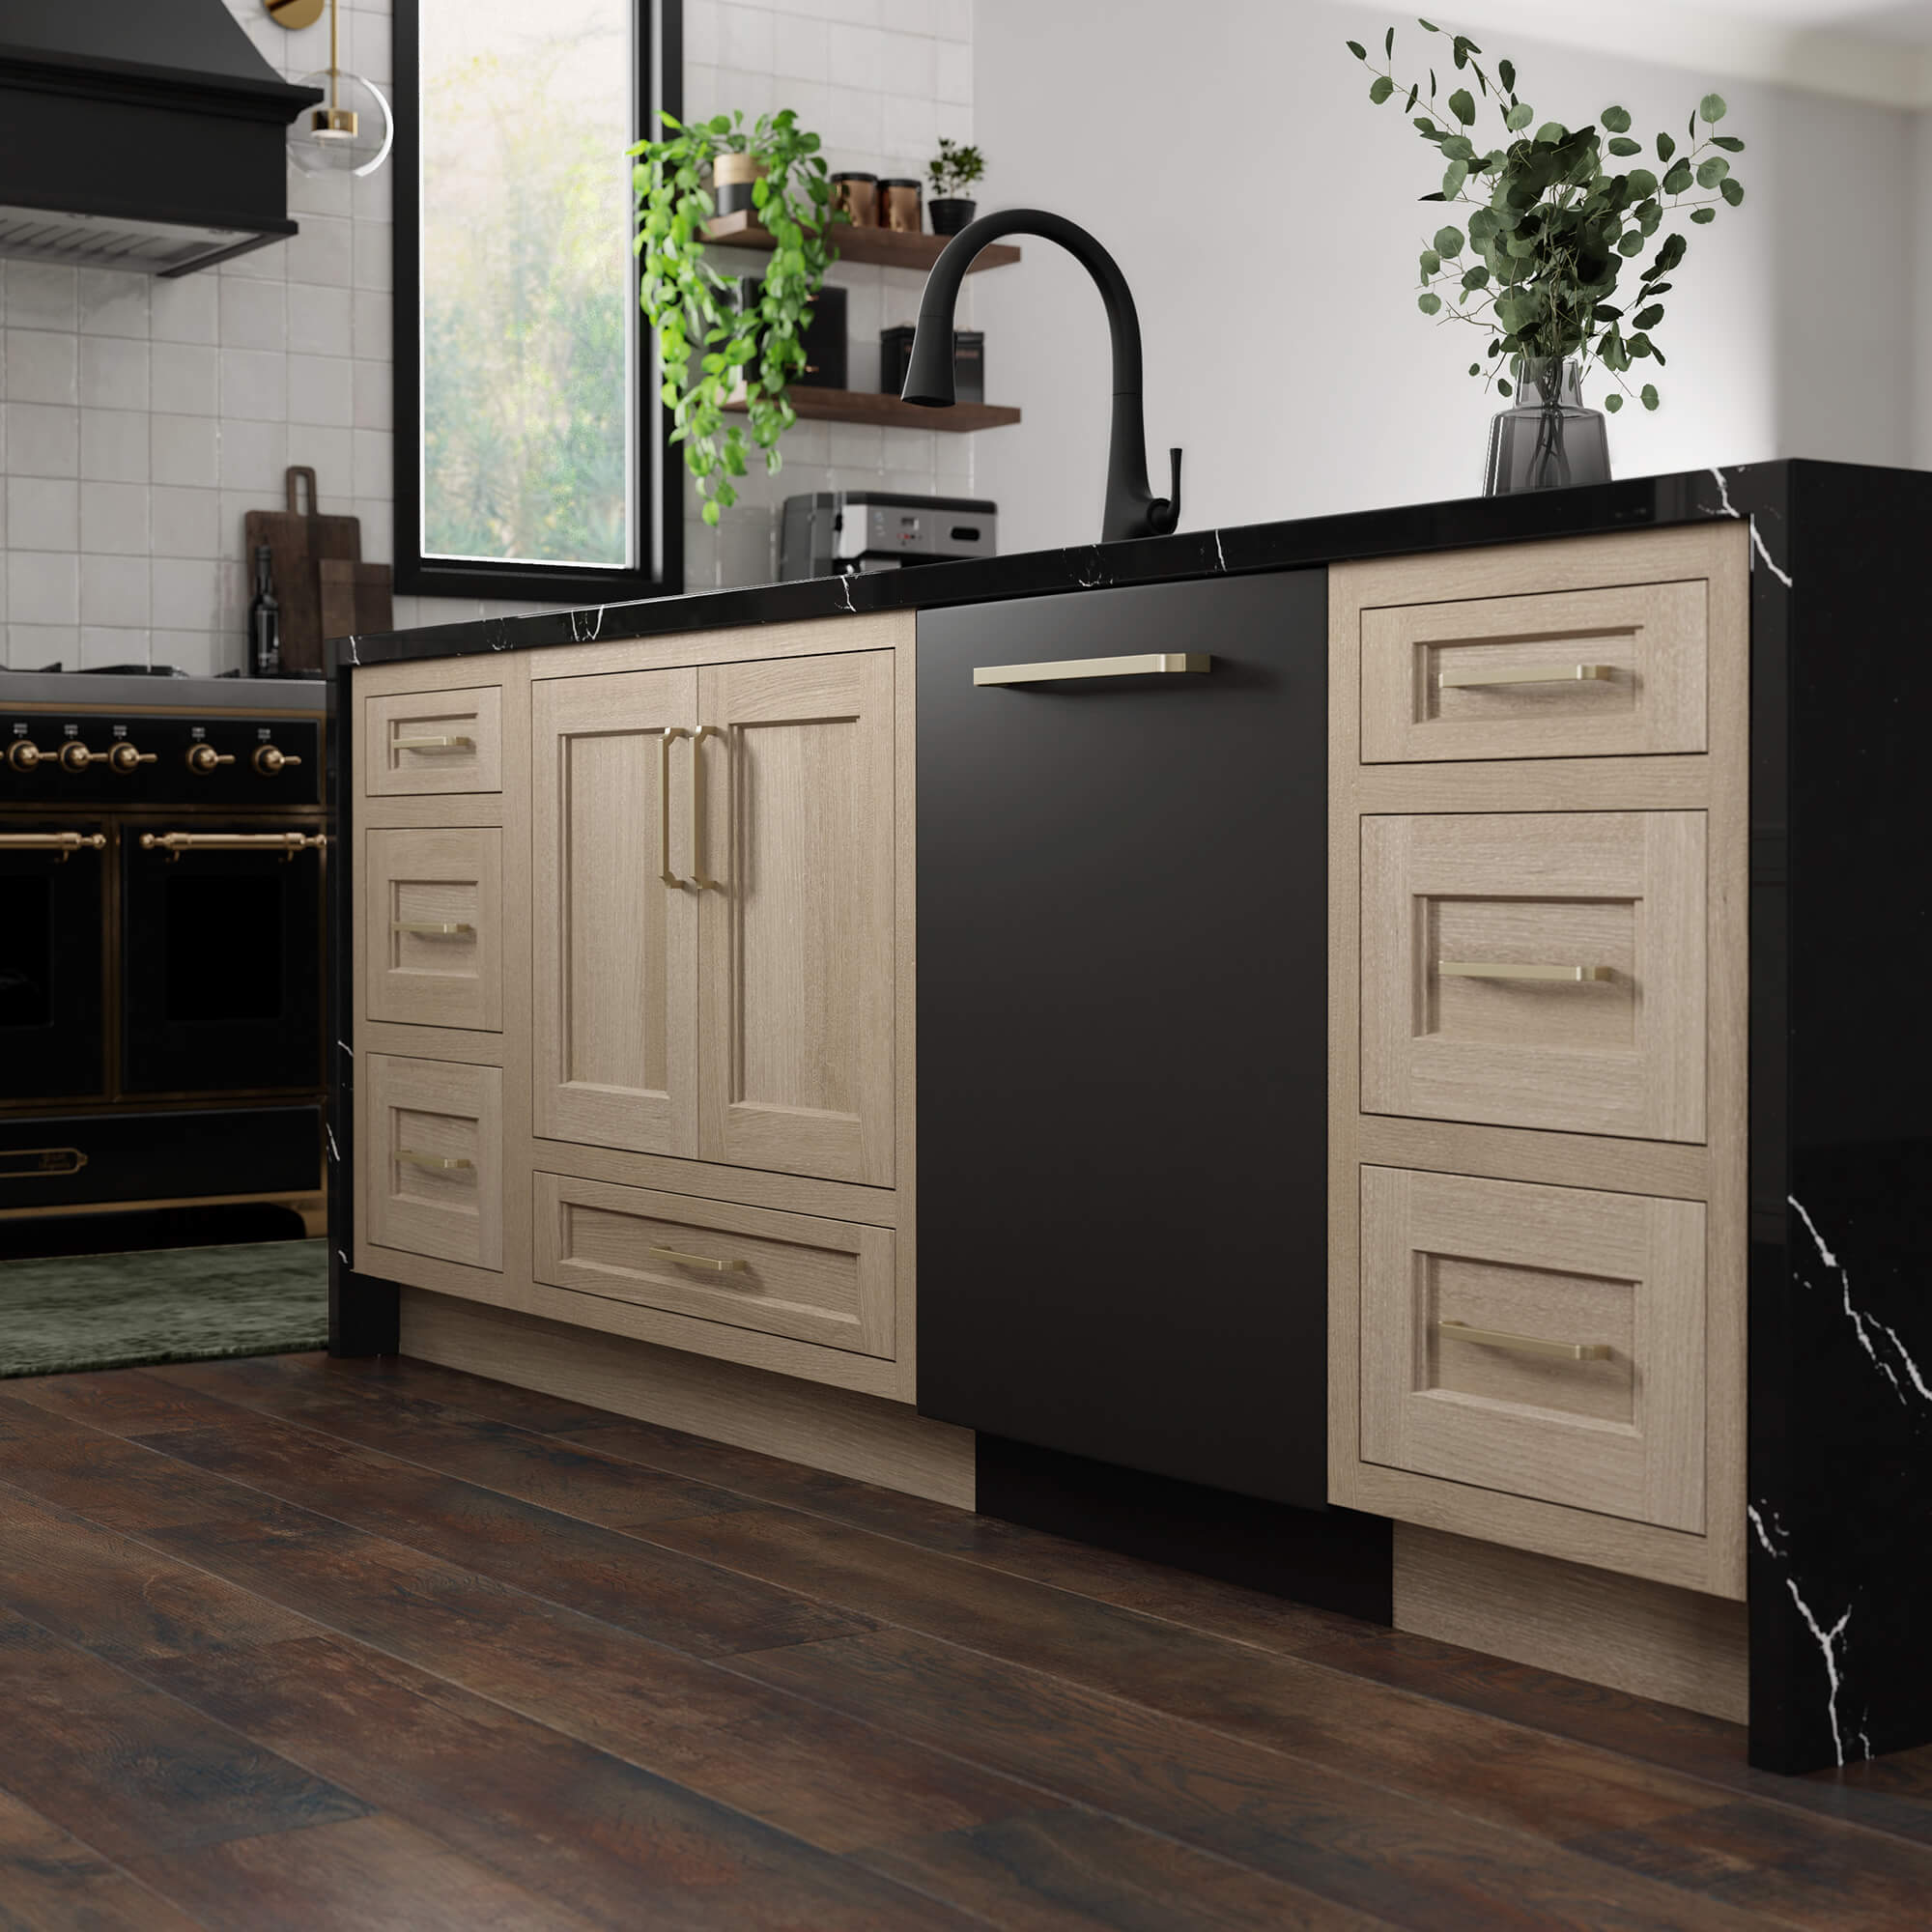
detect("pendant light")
[267,0,394,178]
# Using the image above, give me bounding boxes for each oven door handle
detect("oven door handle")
[138,832,328,863]
[0,832,106,864]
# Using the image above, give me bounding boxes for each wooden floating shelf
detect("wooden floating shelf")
[724,387,1021,434]
[702,210,1020,274]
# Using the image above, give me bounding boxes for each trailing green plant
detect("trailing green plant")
[630,107,841,524]
[1348,18,1746,412]
[927,136,985,199]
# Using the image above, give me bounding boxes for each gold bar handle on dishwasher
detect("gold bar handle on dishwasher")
[390,921,473,937]
[396,1149,473,1172]
[647,1245,748,1273]
[0,832,106,863]
[1438,960,1613,983]
[0,1147,89,1179]
[1437,664,1616,689]
[1438,1319,1613,1362]
[392,735,474,753]
[689,724,724,891]
[974,653,1211,687]
[139,832,327,862]
[660,726,689,887]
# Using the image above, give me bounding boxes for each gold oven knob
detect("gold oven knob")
[185,744,235,774]
[107,743,156,773]
[59,741,101,772]
[252,745,302,776]
[7,740,43,771]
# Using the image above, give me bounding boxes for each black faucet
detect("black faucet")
[899,208,1182,546]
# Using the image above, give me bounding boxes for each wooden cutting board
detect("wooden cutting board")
[243,466,360,674]
[319,559,394,645]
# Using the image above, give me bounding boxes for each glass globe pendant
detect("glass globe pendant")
[278,0,394,178]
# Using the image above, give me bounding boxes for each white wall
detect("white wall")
[972,0,1918,557]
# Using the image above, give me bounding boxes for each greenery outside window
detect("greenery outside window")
[395,0,682,600]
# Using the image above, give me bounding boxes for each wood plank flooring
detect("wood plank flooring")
[0,1353,1928,1927]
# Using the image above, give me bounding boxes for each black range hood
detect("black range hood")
[0,0,323,277]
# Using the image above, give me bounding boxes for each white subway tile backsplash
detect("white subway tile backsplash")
[722,3,777,72]
[152,485,221,559]
[9,476,78,551]
[78,337,149,412]
[352,289,391,361]
[219,277,287,353]
[218,242,287,282]
[826,22,883,90]
[6,266,76,331]
[880,30,934,97]
[9,551,79,625]
[220,348,288,421]
[931,0,971,40]
[773,12,828,80]
[289,354,355,426]
[6,331,77,406]
[355,497,395,563]
[685,0,722,65]
[7,403,78,478]
[288,214,355,287]
[287,167,354,220]
[80,482,150,555]
[290,284,354,358]
[80,410,149,484]
[152,343,220,416]
[150,273,219,346]
[934,37,971,103]
[151,414,221,490]
[151,556,225,632]
[219,417,288,493]
[9,625,79,668]
[156,629,242,678]
[351,164,393,226]
[80,554,151,629]
[353,427,393,498]
[286,424,354,497]
[76,271,151,339]
[80,626,151,668]
[352,220,392,291]
[353,358,392,430]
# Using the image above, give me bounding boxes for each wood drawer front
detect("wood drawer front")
[365,827,503,1031]
[533,1172,895,1358]
[1361,1166,1706,1531]
[1361,811,1706,1143]
[364,686,502,794]
[1361,582,1707,764]
[365,1055,503,1270]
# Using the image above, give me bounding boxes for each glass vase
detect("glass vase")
[1483,356,1610,496]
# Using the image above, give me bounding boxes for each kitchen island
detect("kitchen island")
[327,460,1932,1776]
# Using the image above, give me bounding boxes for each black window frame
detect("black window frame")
[393,0,683,602]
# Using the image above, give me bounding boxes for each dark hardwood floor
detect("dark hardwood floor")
[0,1354,1929,1927]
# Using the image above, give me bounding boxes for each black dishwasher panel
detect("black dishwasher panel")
[917,570,1328,1506]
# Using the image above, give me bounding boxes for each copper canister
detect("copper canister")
[880,178,923,233]
[831,171,879,226]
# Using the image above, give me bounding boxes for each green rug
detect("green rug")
[0,1238,328,1380]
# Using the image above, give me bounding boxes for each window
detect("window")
[395,0,681,599]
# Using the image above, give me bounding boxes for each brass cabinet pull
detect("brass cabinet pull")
[0,832,105,863]
[396,1149,473,1171]
[393,735,474,753]
[1438,1319,1613,1362]
[140,832,327,862]
[1437,664,1616,689]
[690,724,723,891]
[646,1244,748,1273]
[390,921,473,937]
[974,653,1210,687]
[660,726,689,887]
[1438,960,1613,983]
[0,1146,88,1179]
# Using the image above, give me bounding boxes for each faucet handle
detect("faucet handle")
[1150,446,1182,536]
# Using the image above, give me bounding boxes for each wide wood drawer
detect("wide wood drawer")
[364,826,502,1032]
[364,686,502,794]
[1360,1165,1706,1531]
[533,1172,895,1357]
[1361,810,1706,1143]
[364,1054,503,1270]
[1360,581,1707,764]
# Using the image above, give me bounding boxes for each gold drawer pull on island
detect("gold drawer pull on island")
[660,727,689,887]
[973,653,1210,687]
[1438,1319,1614,1363]
[0,832,105,861]
[1438,960,1613,983]
[1437,664,1617,689]
[646,1245,749,1274]
[396,1149,473,1172]
[689,724,724,892]
[390,921,473,937]
[393,735,474,753]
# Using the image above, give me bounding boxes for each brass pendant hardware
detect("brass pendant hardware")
[973,653,1211,687]
[253,745,302,775]
[1437,664,1616,689]
[690,724,724,891]
[393,736,474,753]
[396,1149,474,1172]
[1438,1319,1614,1363]
[107,743,156,772]
[185,745,236,773]
[646,1246,749,1274]
[1437,961,1614,983]
[264,0,326,26]
[140,832,327,863]
[660,726,689,887]
[0,832,106,863]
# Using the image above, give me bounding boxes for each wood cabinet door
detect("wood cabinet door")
[696,651,895,1185]
[531,668,699,1156]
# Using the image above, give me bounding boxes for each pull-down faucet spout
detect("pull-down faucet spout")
[899,208,1182,546]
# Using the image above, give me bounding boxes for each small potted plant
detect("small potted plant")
[926,137,985,235]
[630,108,843,526]
[1349,19,1746,493]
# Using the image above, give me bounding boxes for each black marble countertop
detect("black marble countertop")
[332,460,1821,670]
